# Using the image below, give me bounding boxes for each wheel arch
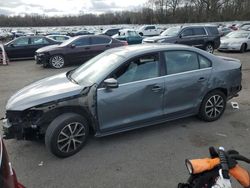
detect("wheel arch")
[40,106,97,134]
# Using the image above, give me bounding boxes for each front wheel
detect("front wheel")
[45,113,89,158]
[205,43,214,54]
[49,55,65,69]
[240,43,247,53]
[198,90,226,122]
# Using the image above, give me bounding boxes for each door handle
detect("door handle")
[106,45,110,47]
[85,47,90,50]
[151,85,162,92]
[198,77,206,82]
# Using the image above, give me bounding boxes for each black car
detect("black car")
[143,25,220,53]
[67,30,94,37]
[3,36,60,59]
[35,35,127,69]
[101,28,121,36]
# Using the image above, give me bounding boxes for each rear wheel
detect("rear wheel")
[240,43,247,53]
[45,113,89,158]
[205,43,214,54]
[49,55,65,69]
[198,90,226,122]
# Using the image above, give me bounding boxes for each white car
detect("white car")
[137,25,163,37]
[218,31,250,53]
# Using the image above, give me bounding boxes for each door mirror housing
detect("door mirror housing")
[104,78,118,89]
[9,43,15,47]
[70,44,76,48]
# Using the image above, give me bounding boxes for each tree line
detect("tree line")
[0,0,250,27]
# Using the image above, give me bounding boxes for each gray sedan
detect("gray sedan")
[219,31,250,52]
[3,44,242,157]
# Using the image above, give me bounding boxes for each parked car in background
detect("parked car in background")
[47,35,71,42]
[67,30,94,37]
[137,25,163,36]
[218,31,250,53]
[3,44,242,157]
[0,135,25,188]
[238,23,250,30]
[143,25,221,53]
[101,28,121,36]
[218,27,233,36]
[2,36,60,59]
[35,35,127,68]
[240,25,250,31]
[112,29,142,45]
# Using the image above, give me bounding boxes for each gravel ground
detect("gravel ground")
[0,50,250,188]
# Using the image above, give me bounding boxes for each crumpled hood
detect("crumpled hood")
[221,37,247,44]
[36,44,61,53]
[6,72,84,111]
[143,36,176,42]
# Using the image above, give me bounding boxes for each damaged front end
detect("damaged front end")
[3,110,43,140]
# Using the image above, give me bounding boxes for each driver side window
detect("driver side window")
[12,38,29,46]
[112,53,159,85]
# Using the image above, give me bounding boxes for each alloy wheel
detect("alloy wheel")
[50,55,64,69]
[206,44,214,53]
[57,122,86,153]
[205,95,224,119]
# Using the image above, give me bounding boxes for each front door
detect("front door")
[67,37,91,64]
[163,50,212,117]
[97,53,165,132]
[6,37,30,58]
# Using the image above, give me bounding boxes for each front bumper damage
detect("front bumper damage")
[2,110,43,140]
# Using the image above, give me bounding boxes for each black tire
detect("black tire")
[205,43,214,54]
[49,55,65,69]
[45,113,89,158]
[240,43,247,53]
[198,90,226,122]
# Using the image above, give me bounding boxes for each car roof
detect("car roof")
[106,43,203,58]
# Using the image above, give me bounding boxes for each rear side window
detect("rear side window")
[145,26,155,30]
[193,28,206,36]
[91,37,111,45]
[164,51,199,75]
[206,27,219,35]
[199,55,212,69]
[31,37,49,45]
[72,37,90,46]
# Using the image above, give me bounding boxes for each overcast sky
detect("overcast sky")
[0,0,147,16]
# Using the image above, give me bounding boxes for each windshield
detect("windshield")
[226,32,250,38]
[160,27,180,36]
[71,51,123,85]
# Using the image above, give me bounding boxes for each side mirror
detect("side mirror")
[104,78,118,89]
[9,43,15,47]
[179,34,183,38]
[70,44,76,48]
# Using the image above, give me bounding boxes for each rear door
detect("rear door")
[192,27,207,49]
[29,37,51,57]
[89,36,111,58]
[163,50,212,117]
[97,53,165,132]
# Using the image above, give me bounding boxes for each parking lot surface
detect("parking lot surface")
[0,51,250,188]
